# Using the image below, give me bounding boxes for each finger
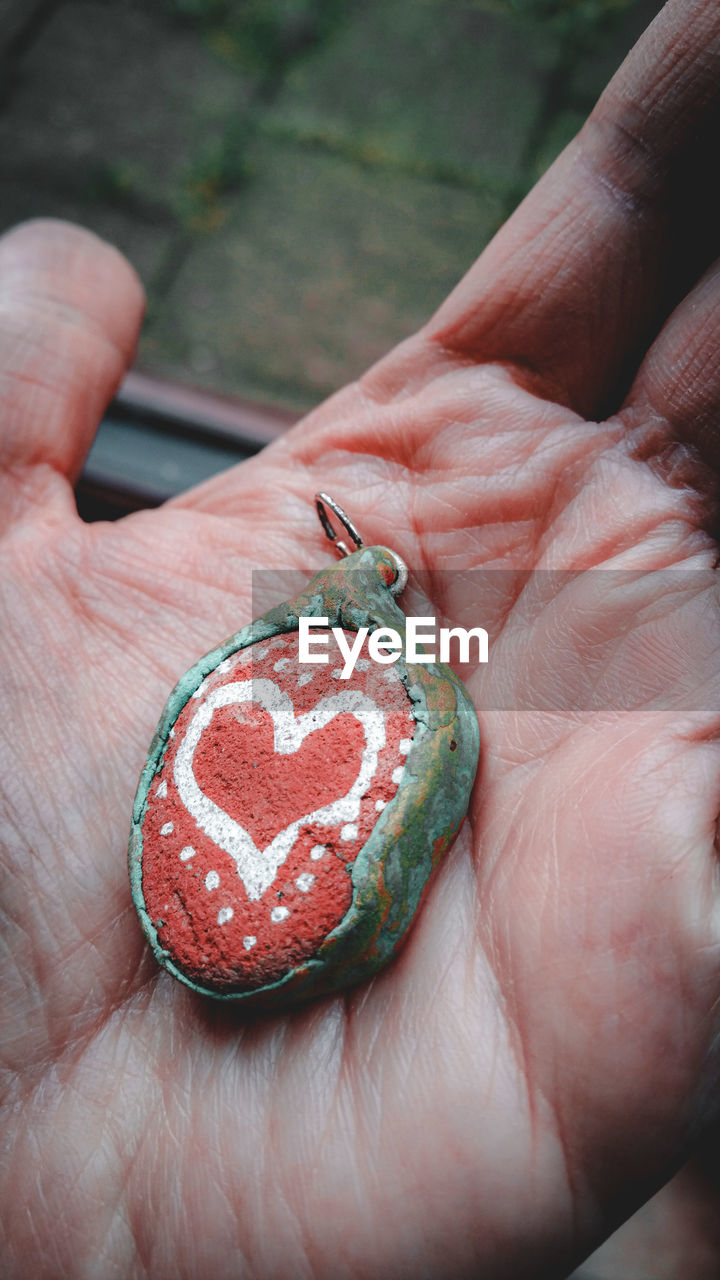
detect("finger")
[0,219,145,484]
[426,0,720,418]
[622,255,720,476]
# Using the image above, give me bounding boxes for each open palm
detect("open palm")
[3,3,720,1276]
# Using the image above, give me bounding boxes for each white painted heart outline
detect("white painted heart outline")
[173,678,386,900]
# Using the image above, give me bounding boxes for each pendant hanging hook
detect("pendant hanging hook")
[315,492,364,558]
[314,492,408,596]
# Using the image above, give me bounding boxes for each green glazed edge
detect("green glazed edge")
[128,546,480,1009]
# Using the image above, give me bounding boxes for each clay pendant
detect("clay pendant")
[129,495,480,1009]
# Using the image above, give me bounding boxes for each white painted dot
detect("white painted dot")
[269,636,286,649]
[382,668,399,682]
[191,679,207,700]
[180,845,195,861]
[205,870,220,891]
[243,936,257,951]
[310,844,327,860]
[296,872,315,893]
[399,738,413,755]
[341,823,358,841]
[255,647,269,660]
[218,907,234,925]
[169,727,175,739]
[217,658,233,673]
[156,779,168,798]
[392,766,405,785]
[375,799,386,812]
[331,668,343,679]
[297,672,314,686]
[271,906,290,923]
[160,821,174,836]
[355,658,370,672]
[274,657,291,672]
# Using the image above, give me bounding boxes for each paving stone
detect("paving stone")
[140,140,504,411]
[0,1,252,216]
[263,0,559,192]
[0,0,662,418]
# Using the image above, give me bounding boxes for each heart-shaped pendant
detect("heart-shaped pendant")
[129,495,480,1009]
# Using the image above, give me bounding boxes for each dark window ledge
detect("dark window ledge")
[77,370,298,521]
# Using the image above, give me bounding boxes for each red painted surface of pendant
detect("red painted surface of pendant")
[140,632,415,992]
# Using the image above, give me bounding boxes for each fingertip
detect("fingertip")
[0,218,147,483]
[0,217,146,353]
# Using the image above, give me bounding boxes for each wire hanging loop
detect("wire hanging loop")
[314,492,408,596]
[315,492,364,558]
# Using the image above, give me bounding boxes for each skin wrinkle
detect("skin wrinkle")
[63,1086,131,1275]
[1,462,77,528]
[666,329,720,397]
[5,928,156,1109]
[0,241,143,478]
[423,11,720,419]
[345,1013,406,1218]
[625,436,719,526]
[266,1012,340,1207]
[551,500,701,574]
[32,541,235,676]
[0,359,84,403]
[0,349,125,475]
[306,393,590,571]
[0,306,121,378]
[532,882,587,1248]
[519,433,615,570]
[591,6,720,175]
[0,292,120,329]
[23,1126,55,1271]
[627,291,720,475]
[124,1132,166,1279]
[0,219,144,337]
[637,25,720,139]
[0,956,44,1094]
[515,914,601,1263]
[303,352,478,452]
[429,341,553,409]
[146,1072,193,1273]
[580,113,669,218]
[355,332,473,407]
[541,438,712,566]
[474,877,577,1272]
[414,408,558,480]
[18,1080,77,1273]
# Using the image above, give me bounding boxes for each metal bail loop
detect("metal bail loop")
[314,492,407,596]
[315,492,364,558]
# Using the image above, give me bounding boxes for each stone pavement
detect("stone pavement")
[0,0,662,415]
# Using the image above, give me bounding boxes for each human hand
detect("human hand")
[2,1,720,1275]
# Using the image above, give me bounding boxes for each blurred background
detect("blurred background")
[6,4,720,1278]
[0,0,662,519]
